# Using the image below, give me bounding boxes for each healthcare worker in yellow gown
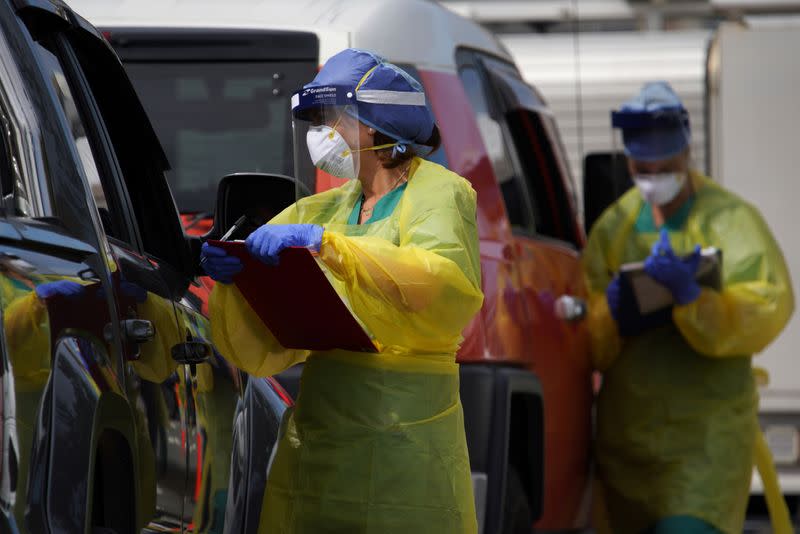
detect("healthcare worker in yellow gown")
[200,48,484,533]
[584,81,794,534]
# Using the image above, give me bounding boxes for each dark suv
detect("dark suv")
[0,1,289,533]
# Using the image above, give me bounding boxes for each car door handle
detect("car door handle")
[554,295,587,322]
[171,341,212,365]
[121,319,155,343]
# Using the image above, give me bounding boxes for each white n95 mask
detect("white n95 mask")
[633,172,686,205]
[306,125,357,180]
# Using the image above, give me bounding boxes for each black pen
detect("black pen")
[201,215,248,267]
[220,215,248,242]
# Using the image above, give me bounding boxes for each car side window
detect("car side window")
[0,20,106,249]
[458,65,532,231]
[66,31,190,274]
[468,53,580,246]
[504,109,580,247]
[31,38,126,242]
[32,27,189,276]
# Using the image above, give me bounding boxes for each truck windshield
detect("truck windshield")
[125,61,311,214]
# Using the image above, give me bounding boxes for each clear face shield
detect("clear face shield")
[291,86,362,203]
[610,108,692,206]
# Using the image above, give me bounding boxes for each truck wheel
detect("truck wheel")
[502,467,532,534]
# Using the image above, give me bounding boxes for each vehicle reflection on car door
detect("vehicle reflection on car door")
[174,297,243,533]
[110,245,190,531]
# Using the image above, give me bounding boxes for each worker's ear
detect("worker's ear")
[626,157,636,177]
[680,148,692,170]
[359,123,376,146]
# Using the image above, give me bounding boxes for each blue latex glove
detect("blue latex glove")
[609,274,673,336]
[245,224,324,265]
[201,242,243,284]
[606,275,622,322]
[644,228,702,305]
[35,280,85,300]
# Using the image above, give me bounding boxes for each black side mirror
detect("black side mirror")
[204,172,311,242]
[583,152,633,235]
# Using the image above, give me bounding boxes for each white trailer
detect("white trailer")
[707,19,800,502]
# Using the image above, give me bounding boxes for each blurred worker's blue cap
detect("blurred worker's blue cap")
[611,81,691,162]
[291,48,436,146]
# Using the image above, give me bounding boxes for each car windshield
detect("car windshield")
[125,61,311,214]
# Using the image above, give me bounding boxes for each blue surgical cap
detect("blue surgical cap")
[293,48,436,146]
[611,81,691,162]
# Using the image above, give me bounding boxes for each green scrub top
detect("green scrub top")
[634,196,696,233]
[348,182,408,225]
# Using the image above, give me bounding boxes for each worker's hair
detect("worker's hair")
[373,126,442,169]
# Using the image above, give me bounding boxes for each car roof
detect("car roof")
[66,0,513,71]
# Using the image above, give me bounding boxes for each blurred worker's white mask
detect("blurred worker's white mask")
[633,172,686,205]
[306,125,357,180]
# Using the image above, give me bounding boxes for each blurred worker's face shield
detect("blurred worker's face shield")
[292,91,362,200]
[627,150,690,177]
[611,108,691,206]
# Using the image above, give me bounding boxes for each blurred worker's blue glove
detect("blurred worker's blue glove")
[606,275,669,337]
[201,242,243,284]
[35,280,85,300]
[245,224,324,265]
[608,274,674,336]
[644,228,702,305]
[606,275,622,322]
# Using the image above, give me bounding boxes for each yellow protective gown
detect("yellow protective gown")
[209,157,484,533]
[583,172,794,534]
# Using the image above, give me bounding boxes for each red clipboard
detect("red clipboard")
[208,240,377,353]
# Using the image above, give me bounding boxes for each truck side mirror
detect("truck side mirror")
[205,172,311,242]
[583,152,633,235]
